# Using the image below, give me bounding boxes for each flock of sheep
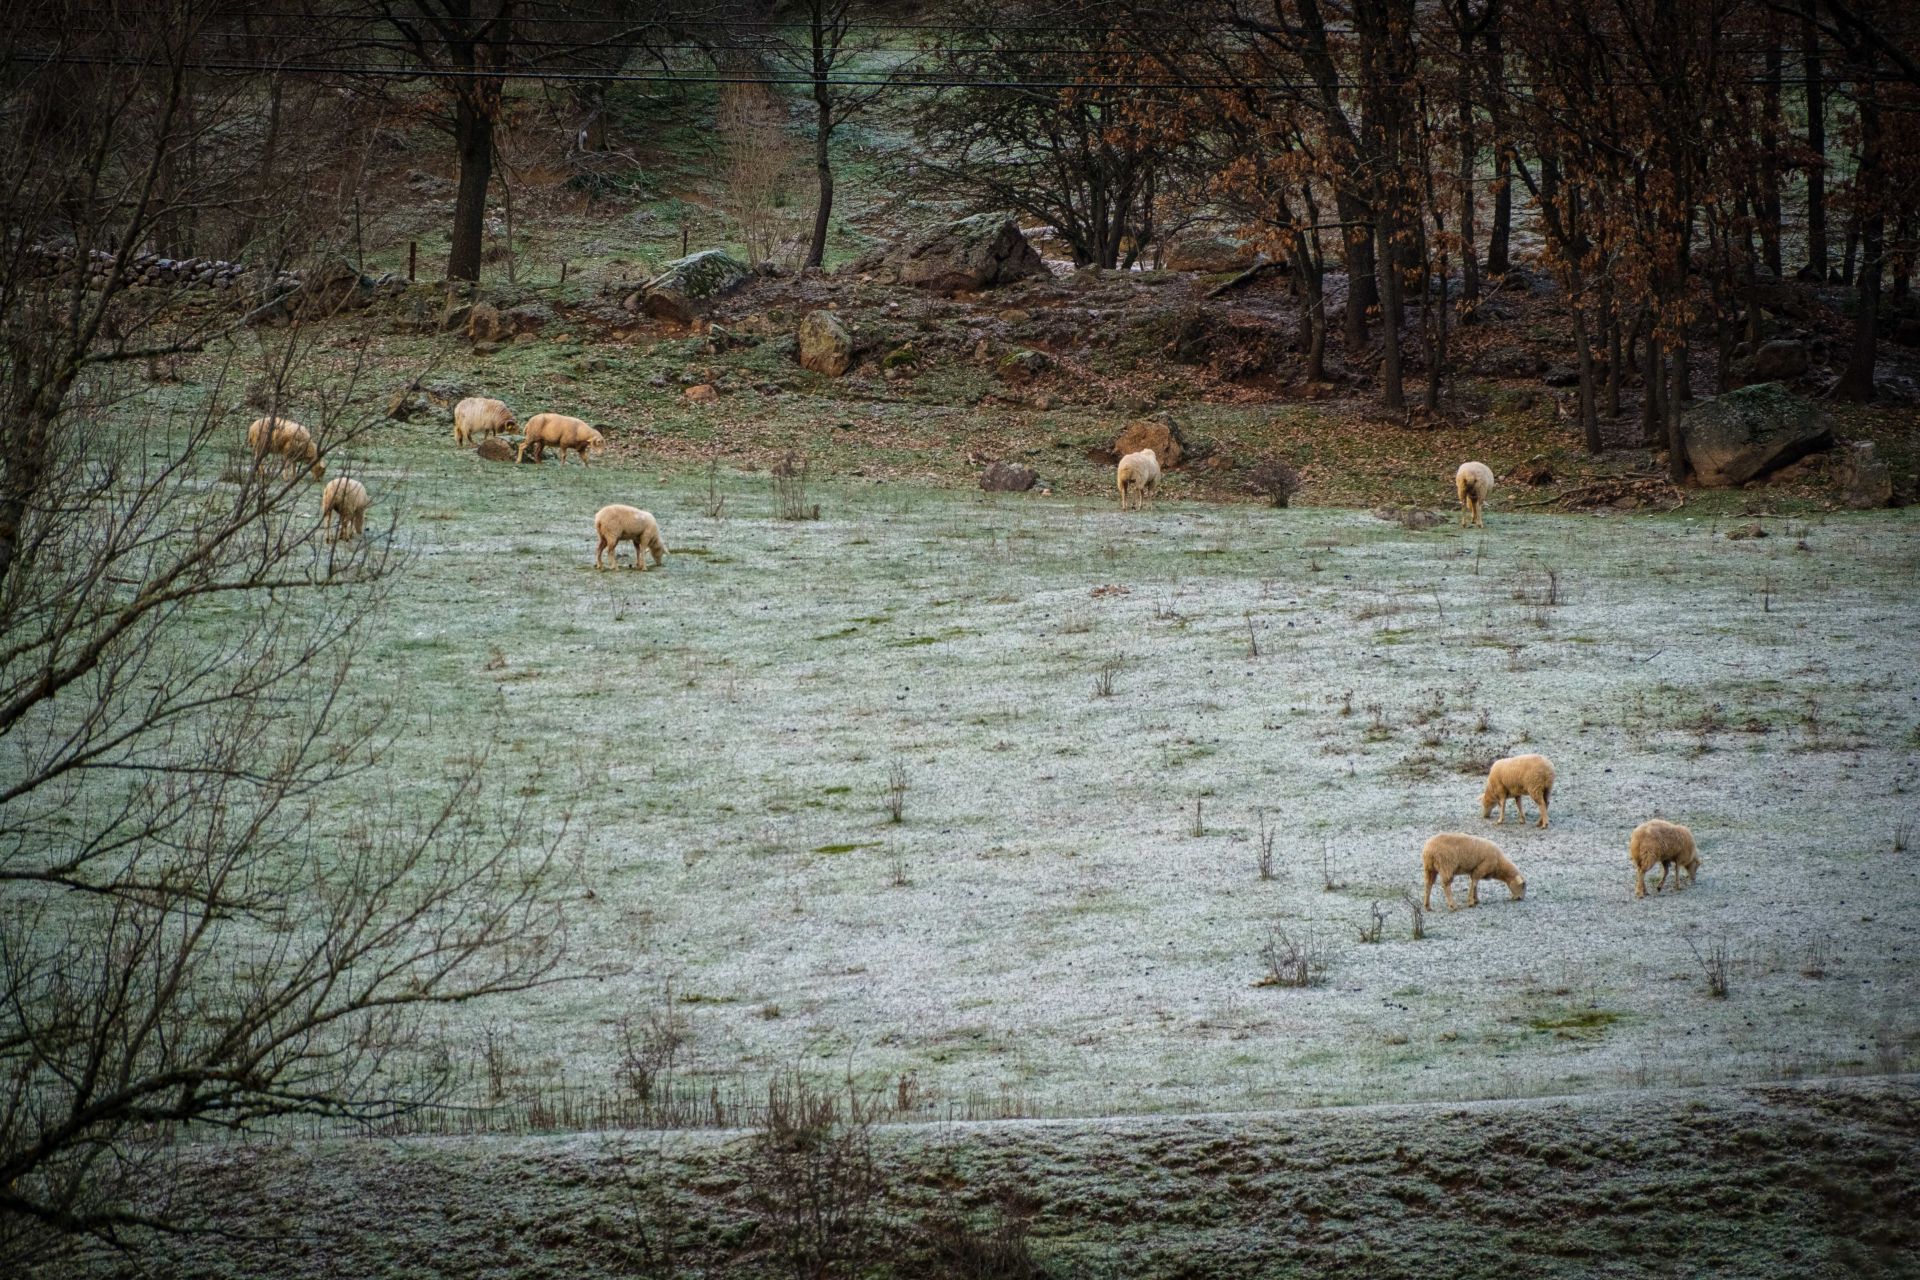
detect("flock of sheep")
[1117,448,1704,908]
[245,395,666,569]
[249,398,1703,908]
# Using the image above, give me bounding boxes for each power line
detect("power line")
[23,50,1913,93]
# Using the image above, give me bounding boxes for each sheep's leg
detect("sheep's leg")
[1423,870,1436,912]
[1634,866,1648,898]
[1466,876,1480,907]
[1534,790,1549,829]
[1494,796,1507,825]
[631,538,646,570]
[1654,863,1670,892]
[595,537,607,569]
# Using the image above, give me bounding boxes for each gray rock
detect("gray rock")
[980,461,1038,492]
[1836,441,1893,509]
[996,348,1051,384]
[847,213,1048,292]
[797,311,853,376]
[1746,339,1809,382]
[640,250,752,324]
[1679,382,1834,487]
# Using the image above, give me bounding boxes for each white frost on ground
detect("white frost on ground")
[340,430,1920,1121]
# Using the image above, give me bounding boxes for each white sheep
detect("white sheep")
[519,413,606,465]
[1629,819,1699,898]
[320,477,369,542]
[1421,833,1527,911]
[594,504,668,570]
[247,416,325,480]
[453,396,516,446]
[1455,461,1494,528]
[1482,754,1555,829]
[1116,449,1161,511]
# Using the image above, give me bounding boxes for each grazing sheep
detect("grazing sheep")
[247,416,324,480]
[594,504,668,570]
[1482,753,1556,829]
[1630,819,1699,898]
[453,396,516,446]
[518,413,606,465]
[1421,833,1527,911]
[320,477,369,542]
[1455,461,1494,527]
[1116,449,1161,511]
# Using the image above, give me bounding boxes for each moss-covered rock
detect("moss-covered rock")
[1679,382,1833,487]
[641,250,752,324]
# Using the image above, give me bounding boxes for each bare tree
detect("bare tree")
[0,9,570,1264]
[765,0,889,269]
[913,0,1178,270]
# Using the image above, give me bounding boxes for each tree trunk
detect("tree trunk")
[1642,325,1664,447]
[1377,220,1404,410]
[1759,32,1784,278]
[807,99,833,268]
[1573,304,1600,454]
[1802,0,1828,279]
[1457,27,1480,307]
[1604,284,1622,418]
[1664,341,1689,482]
[1425,252,1448,413]
[1484,29,1512,276]
[1836,80,1883,401]
[448,92,495,283]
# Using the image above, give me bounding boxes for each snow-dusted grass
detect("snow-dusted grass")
[331,422,1920,1121]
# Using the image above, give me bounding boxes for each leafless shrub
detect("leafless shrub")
[1687,936,1733,998]
[885,760,910,824]
[772,451,819,521]
[704,455,729,520]
[1895,816,1912,854]
[1355,901,1387,944]
[1256,926,1328,989]
[1320,840,1344,892]
[617,981,690,1119]
[1401,889,1425,940]
[1248,458,1302,508]
[718,79,803,267]
[740,1073,882,1280]
[1800,939,1830,979]
[919,1193,1047,1279]
[1256,810,1276,881]
[1190,798,1205,837]
[888,845,910,887]
[1092,656,1122,698]
[481,1020,522,1100]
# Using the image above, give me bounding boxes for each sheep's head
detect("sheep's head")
[1509,875,1527,901]
[310,460,327,481]
[1480,781,1497,816]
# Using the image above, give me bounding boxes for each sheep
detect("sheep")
[453,396,516,446]
[1481,753,1555,829]
[594,504,668,571]
[518,413,606,465]
[1629,819,1699,898]
[1421,833,1527,911]
[1455,460,1494,527]
[320,477,369,542]
[246,416,325,480]
[1116,448,1161,511]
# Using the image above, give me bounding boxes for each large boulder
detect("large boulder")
[980,461,1038,492]
[1744,339,1810,383]
[1836,441,1893,509]
[1162,235,1259,273]
[1111,419,1186,470]
[797,310,853,376]
[849,213,1048,292]
[640,250,752,324]
[1679,382,1833,488]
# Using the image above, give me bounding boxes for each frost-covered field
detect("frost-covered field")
[345,425,1919,1120]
